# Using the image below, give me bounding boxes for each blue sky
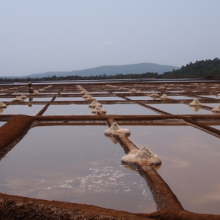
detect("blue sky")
[0,0,220,76]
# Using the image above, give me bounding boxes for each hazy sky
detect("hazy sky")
[1,1,220,76]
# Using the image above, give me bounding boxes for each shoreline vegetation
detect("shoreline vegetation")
[1,58,220,83]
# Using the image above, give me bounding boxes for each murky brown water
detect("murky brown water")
[0,126,156,213]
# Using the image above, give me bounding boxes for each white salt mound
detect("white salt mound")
[189,99,201,106]
[104,122,130,136]
[160,94,169,99]
[212,105,220,113]
[92,106,106,114]
[20,95,27,100]
[89,100,102,108]
[121,146,161,167]
[150,92,159,97]
[13,96,24,101]
[0,102,7,108]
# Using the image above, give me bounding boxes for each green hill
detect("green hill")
[163,58,220,79]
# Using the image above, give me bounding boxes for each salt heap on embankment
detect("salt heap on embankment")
[212,105,220,113]
[13,96,24,101]
[20,95,27,100]
[121,146,162,168]
[150,91,159,97]
[104,122,130,136]
[189,99,202,106]
[131,88,137,93]
[160,94,169,99]
[0,102,7,108]
[92,106,106,114]
[89,100,102,108]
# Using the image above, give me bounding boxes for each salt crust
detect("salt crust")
[189,99,202,106]
[20,95,27,100]
[160,94,169,99]
[121,146,161,167]
[13,96,24,101]
[92,106,106,114]
[84,95,95,101]
[89,100,102,108]
[104,122,130,136]
[212,105,220,113]
[0,102,7,108]
[149,92,159,97]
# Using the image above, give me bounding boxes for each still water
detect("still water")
[125,125,220,214]
[0,105,45,115]
[147,104,211,114]
[0,126,155,213]
[104,104,158,115]
[43,104,92,115]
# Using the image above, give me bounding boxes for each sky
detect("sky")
[0,0,220,77]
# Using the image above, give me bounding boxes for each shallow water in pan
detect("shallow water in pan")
[167,96,194,100]
[0,105,45,115]
[94,96,125,101]
[54,97,84,101]
[147,103,212,114]
[126,96,153,100]
[125,125,220,214]
[43,104,92,115]
[198,95,219,99]
[104,104,158,115]
[0,98,14,102]
[28,97,53,101]
[0,126,156,213]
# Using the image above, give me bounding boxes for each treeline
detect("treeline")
[163,58,220,79]
[0,72,160,82]
[0,58,220,82]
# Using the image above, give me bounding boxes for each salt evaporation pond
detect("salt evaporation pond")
[43,104,92,115]
[168,96,194,100]
[0,126,156,213]
[124,125,220,214]
[54,97,84,101]
[148,104,211,114]
[104,104,158,115]
[0,105,45,115]
[94,96,125,101]
[198,95,219,99]
[127,96,153,100]
[29,97,53,101]
[0,98,13,102]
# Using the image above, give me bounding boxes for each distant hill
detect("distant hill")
[24,63,179,78]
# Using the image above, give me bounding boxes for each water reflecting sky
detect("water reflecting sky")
[125,125,220,214]
[0,125,156,213]
[0,105,45,115]
[148,104,211,114]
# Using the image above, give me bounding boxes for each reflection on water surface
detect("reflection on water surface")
[125,125,220,214]
[0,126,155,213]
[0,105,45,115]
